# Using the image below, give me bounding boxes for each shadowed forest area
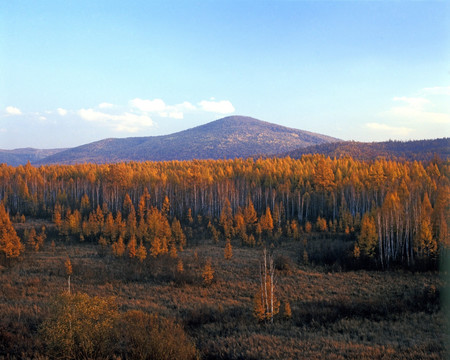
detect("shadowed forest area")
[0,155,449,359]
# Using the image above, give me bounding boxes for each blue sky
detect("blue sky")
[1,0,449,149]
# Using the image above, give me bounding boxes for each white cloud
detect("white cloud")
[160,111,184,119]
[381,93,450,125]
[130,98,166,113]
[5,106,22,115]
[385,106,450,124]
[392,96,430,109]
[366,123,413,136]
[129,98,198,119]
[422,86,450,96]
[198,100,235,114]
[57,108,67,116]
[78,108,108,122]
[179,101,196,111]
[98,102,115,109]
[39,116,47,121]
[74,97,234,132]
[78,108,153,132]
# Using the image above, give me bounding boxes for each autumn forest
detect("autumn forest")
[0,155,449,359]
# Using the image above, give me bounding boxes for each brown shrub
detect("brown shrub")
[114,310,199,360]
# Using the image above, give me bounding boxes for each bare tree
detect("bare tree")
[254,247,279,323]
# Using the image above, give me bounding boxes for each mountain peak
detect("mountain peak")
[32,116,338,164]
[214,115,262,124]
[206,115,282,128]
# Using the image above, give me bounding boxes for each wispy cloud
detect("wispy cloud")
[98,102,115,109]
[179,101,196,111]
[5,106,22,115]
[198,99,235,114]
[130,98,167,113]
[78,108,153,132]
[380,88,450,125]
[57,108,67,116]
[366,122,413,136]
[422,86,450,96]
[5,97,235,136]
[129,98,199,120]
[159,111,184,119]
[392,96,430,109]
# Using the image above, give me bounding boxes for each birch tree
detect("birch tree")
[253,248,279,323]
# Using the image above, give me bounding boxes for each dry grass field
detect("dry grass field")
[0,226,447,359]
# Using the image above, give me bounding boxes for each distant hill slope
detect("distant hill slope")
[0,148,67,167]
[37,116,339,164]
[283,138,449,161]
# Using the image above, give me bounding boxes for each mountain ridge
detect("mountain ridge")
[283,138,449,161]
[2,116,447,166]
[35,115,339,164]
[0,147,67,167]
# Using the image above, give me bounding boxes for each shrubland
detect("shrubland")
[0,227,447,359]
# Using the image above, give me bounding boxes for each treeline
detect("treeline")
[285,138,450,162]
[0,155,448,269]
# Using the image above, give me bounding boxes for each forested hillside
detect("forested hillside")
[284,138,449,161]
[0,148,66,167]
[1,155,448,269]
[36,116,338,164]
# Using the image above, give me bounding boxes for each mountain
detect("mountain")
[37,116,339,164]
[283,138,450,161]
[0,148,67,167]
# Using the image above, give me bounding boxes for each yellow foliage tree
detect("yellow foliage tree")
[36,226,46,251]
[224,238,233,260]
[126,206,137,240]
[122,193,134,219]
[146,207,171,253]
[283,301,292,320]
[305,221,312,233]
[414,193,438,259]
[202,258,214,286]
[243,199,258,232]
[316,216,328,232]
[112,236,125,257]
[234,210,248,245]
[115,211,126,239]
[171,218,186,251]
[137,188,150,222]
[357,213,378,258]
[0,202,24,261]
[150,236,162,257]
[176,258,184,273]
[220,199,233,239]
[290,220,300,240]
[207,221,220,243]
[26,228,37,251]
[136,241,147,263]
[80,193,91,218]
[260,207,274,232]
[103,213,116,241]
[169,242,178,259]
[162,196,170,217]
[248,234,256,247]
[53,205,63,233]
[127,235,137,258]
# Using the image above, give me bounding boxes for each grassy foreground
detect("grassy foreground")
[0,229,447,359]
